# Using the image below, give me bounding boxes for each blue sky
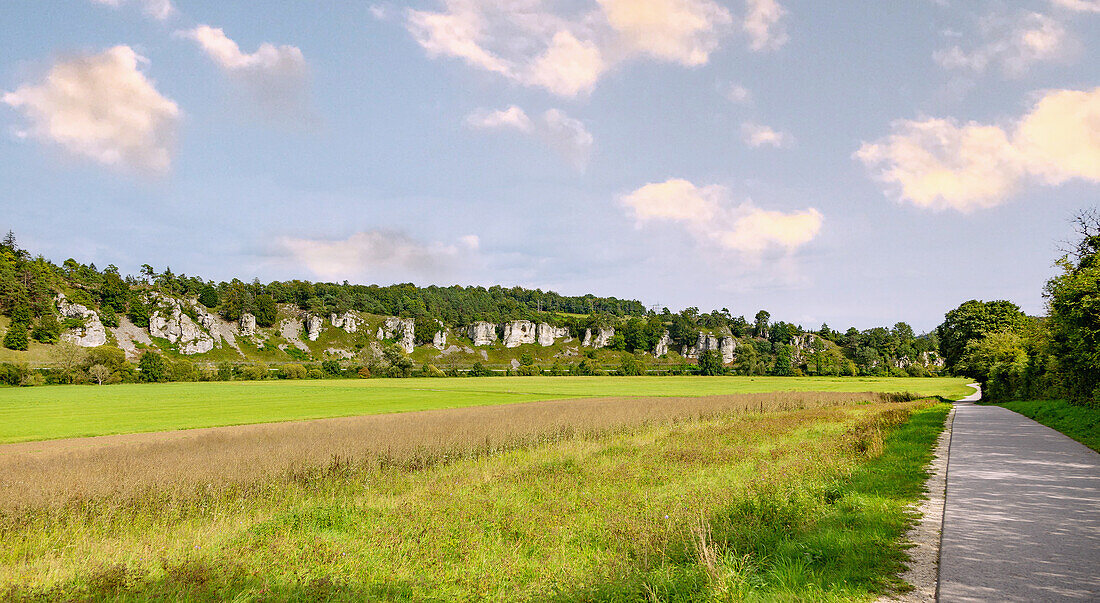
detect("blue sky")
[1,0,1098,332]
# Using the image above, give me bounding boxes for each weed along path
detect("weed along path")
[939,386,1100,601]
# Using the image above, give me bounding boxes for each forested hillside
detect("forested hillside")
[1,230,944,385]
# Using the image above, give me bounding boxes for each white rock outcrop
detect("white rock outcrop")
[376,317,415,353]
[683,332,726,360]
[149,297,214,355]
[306,315,323,341]
[433,328,448,350]
[654,330,671,356]
[330,311,359,333]
[466,321,498,346]
[536,323,570,347]
[239,313,256,337]
[279,318,311,352]
[720,337,736,364]
[583,327,615,348]
[503,320,536,348]
[55,293,107,347]
[789,333,820,365]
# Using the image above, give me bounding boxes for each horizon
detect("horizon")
[3,1,1098,333]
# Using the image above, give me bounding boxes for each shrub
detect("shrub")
[516,364,541,376]
[3,325,28,351]
[280,364,308,379]
[308,368,325,380]
[698,349,723,376]
[217,362,233,381]
[237,364,269,381]
[198,285,220,309]
[0,363,28,386]
[469,362,491,377]
[20,372,45,387]
[30,313,61,344]
[99,306,119,328]
[357,367,371,379]
[138,351,169,382]
[321,360,342,376]
[169,359,200,382]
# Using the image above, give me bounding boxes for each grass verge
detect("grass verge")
[997,399,1100,452]
[0,399,950,601]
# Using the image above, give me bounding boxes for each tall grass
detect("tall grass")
[0,396,948,601]
[0,391,898,510]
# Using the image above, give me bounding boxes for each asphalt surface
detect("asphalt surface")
[938,387,1100,601]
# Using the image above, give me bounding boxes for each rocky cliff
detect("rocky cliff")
[537,323,570,346]
[305,316,323,341]
[466,321,498,346]
[149,296,215,355]
[330,311,359,333]
[502,320,536,347]
[55,293,107,347]
[377,317,415,353]
[682,332,736,363]
[239,313,256,337]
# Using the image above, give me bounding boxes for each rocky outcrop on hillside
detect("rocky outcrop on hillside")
[503,320,537,348]
[239,313,256,337]
[149,297,215,355]
[467,321,498,346]
[433,328,447,350]
[682,332,736,363]
[654,330,671,356]
[55,293,107,347]
[537,323,570,347]
[110,315,153,359]
[330,311,359,333]
[377,317,415,353]
[280,318,310,352]
[582,327,615,348]
[306,316,323,341]
[789,333,821,365]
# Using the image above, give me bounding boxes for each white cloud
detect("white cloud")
[598,0,733,65]
[278,230,480,282]
[91,0,174,20]
[1048,0,1100,12]
[404,0,744,97]
[467,106,593,170]
[725,83,751,104]
[464,105,533,131]
[2,46,179,173]
[934,12,1070,77]
[181,25,310,119]
[541,109,594,170]
[856,86,1100,211]
[619,178,822,254]
[743,0,788,51]
[741,122,791,148]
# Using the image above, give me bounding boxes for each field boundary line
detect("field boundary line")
[878,402,955,603]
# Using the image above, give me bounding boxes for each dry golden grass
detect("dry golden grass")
[0,391,902,511]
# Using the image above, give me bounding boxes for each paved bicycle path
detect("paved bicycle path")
[938,387,1100,601]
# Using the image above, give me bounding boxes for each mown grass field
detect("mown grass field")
[0,376,973,443]
[0,396,951,601]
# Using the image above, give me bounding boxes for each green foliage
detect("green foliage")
[1045,213,1100,405]
[198,285,220,309]
[382,346,413,378]
[280,364,308,380]
[253,295,277,328]
[321,360,342,376]
[468,362,491,377]
[138,351,169,383]
[3,323,28,351]
[618,353,646,376]
[698,349,723,376]
[237,364,269,381]
[99,306,119,328]
[519,353,534,366]
[770,344,795,376]
[30,312,61,344]
[127,295,150,328]
[937,299,1028,371]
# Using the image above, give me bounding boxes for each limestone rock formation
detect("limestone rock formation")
[789,334,820,365]
[466,321,498,346]
[239,313,256,337]
[280,318,311,352]
[503,320,536,348]
[536,323,570,347]
[433,328,447,350]
[376,317,415,353]
[654,330,671,356]
[583,327,615,348]
[149,297,215,355]
[330,311,359,333]
[55,293,107,348]
[306,315,323,341]
[720,337,736,364]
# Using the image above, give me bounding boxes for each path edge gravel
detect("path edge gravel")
[877,400,956,603]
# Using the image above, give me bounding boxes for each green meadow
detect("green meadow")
[0,376,973,443]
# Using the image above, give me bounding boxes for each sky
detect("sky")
[1,0,1098,333]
